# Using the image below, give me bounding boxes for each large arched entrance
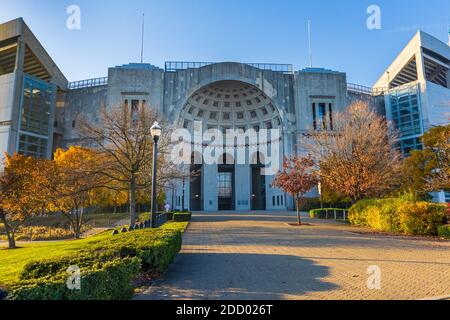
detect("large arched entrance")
[178,80,283,211]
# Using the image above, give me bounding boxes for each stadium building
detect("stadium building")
[0,18,448,210]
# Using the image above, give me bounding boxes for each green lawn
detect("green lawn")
[0,221,188,289]
[0,232,111,287]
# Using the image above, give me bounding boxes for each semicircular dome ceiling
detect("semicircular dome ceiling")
[179,80,281,132]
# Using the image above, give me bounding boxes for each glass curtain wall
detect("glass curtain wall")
[17,75,55,158]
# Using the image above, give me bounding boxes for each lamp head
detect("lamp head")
[150,121,162,141]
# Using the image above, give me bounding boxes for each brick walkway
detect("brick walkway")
[137,212,450,300]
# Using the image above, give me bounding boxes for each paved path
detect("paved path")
[137,212,450,300]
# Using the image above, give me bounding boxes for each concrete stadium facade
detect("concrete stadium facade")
[0,18,449,211]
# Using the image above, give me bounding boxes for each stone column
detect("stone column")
[235,164,251,210]
[202,164,218,211]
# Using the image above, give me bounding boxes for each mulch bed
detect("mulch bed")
[346,229,450,242]
[285,223,314,227]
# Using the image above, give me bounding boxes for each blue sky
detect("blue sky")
[0,0,449,86]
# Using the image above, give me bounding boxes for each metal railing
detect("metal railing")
[68,77,108,90]
[310,208,349,221]
[153,212,168,228]
[165,61,294,74]
[347,82,387,96]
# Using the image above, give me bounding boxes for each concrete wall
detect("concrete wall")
[106,66,164,113]
[294,69,347,133]
[0,72,16,166]
[422,81,450,129]
[63,85,107,146]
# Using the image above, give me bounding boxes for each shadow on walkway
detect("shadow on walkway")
[138,252,337,300]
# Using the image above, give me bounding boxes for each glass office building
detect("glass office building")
[387,84,424,155]
[17,75,55,158]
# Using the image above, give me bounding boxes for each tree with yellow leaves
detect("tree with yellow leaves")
[43,146,109,238]
[0,153,46,249]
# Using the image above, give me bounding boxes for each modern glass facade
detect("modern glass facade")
[17,75,55,158]
[388,85,423,155]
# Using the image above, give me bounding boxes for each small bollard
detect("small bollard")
[112,229,119,235]
[121,227,128,233]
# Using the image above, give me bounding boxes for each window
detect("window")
[277,196,280,206]
[224,102,230,108]
[250,111,257,118]
[389,89,423,155]
[131,100,139,112]
[281,195,284,206]
[197,110,204,117]
[319,103,327,130]
[246,100,252,106]
[237,112,244,119]
[328,103,333,130]
[223,113,230,120]
[72,120,76,128]
[209,112,217,120]
[312,103,317,130]
[235,101,241,107]
[218,172,233,198]
[203,99,209,105]
[266,121,272,129]
[272,196,275,206]
[213,101,219,107]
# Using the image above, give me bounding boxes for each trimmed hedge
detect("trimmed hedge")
[309,208,348,220]
[9,257,140,300]
[349,198,447,236]
[173,212,192,222]
[438,225,450,239]
[4,222,187,300]
[299,197,351,211]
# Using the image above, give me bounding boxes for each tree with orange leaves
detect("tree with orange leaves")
[272,155,319,225]
[0,153,46,249]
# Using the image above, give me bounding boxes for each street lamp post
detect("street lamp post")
[150,121,162,228]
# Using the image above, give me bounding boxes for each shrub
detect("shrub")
[437,225,450,239]
[166,212,174,221]
[349,198,447,236]
[348,199,379,226]
[173,212,192,222]
[5,222,188,300]
[17,226,75,241]
[10,257,140,300]
[399,202,447,235]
